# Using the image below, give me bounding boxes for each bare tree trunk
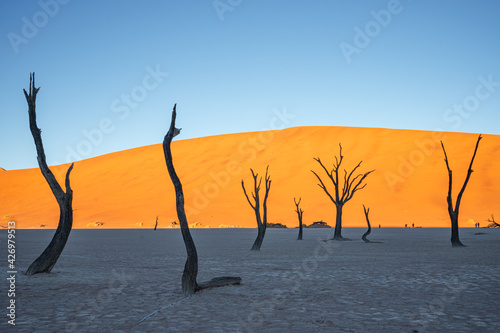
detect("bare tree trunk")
[163,104,240,294]
[250,195,264,251]
[24,73,75,276]
[333,204,343,240]
[297,222,303,240]
[251,224,266,251]
[362,205,371,243]
[441,135,482,247]
[154,216,158,230]
[450,212,461,246]
[163,105,198,294]
[294,198,303,240]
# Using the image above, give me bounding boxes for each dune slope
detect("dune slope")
[1,126,498,228]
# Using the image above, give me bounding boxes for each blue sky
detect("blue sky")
[1,0,499,170]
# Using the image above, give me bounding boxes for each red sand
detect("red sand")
[1,126,498,229]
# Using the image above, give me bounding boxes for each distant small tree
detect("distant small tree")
[311,143,374,240]
[361,205,371,243]
[294,197,304,240]
[486,215,499,228]
[242,166,271,251]
[163,104,241,295]
[24,73,75,276]
[440,135,482,247]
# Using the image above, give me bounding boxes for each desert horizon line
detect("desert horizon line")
[6,226,482,230]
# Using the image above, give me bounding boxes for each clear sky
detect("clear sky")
[1,0,499,170]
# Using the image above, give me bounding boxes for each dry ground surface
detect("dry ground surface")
[2,228,500,332]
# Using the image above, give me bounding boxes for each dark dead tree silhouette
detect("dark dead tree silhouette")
[242,166,271,251]
[441,134,482,247]
[486,215,499,228]
[24,73,75,276]
[311,144,374,241]
[154,216,158,230]
[294,197,304,240]
[163,104,241,295]
[362,205,371,243]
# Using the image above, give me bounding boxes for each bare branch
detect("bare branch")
[344,169,375,203]
[294,197,304,214]
[241,180,256,210]
[314,157,337,186]
[441,140,455,215]
[311,169,336,204]
[455,134,482,213]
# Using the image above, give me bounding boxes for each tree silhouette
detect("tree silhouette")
[294,197,304,240]
[163,104,241,294]
[441,135,482,247]
[24,73,75,276]
[362,205,372,243]
[486,215,499,228]
[242,166,271,251]
[311,143,374,240]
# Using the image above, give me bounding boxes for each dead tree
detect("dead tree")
[154,216,158,230]
[242,166,271,251]
[311,144,374,241]
[486,215,499,228]
[163,104,240,295]
[23,73,75,276]
[441,135,482,247]
[362,205,371,243]
[294,197,304,240]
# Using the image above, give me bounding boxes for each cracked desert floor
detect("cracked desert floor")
[4,227,500,332]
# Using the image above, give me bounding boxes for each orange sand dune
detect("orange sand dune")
[1,126,498,229]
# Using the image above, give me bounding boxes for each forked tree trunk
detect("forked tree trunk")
[24,73,75,276]
[242,166,271,251]
[362,205,371,243]
[163,104,241,294]
[441,135,482,247]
